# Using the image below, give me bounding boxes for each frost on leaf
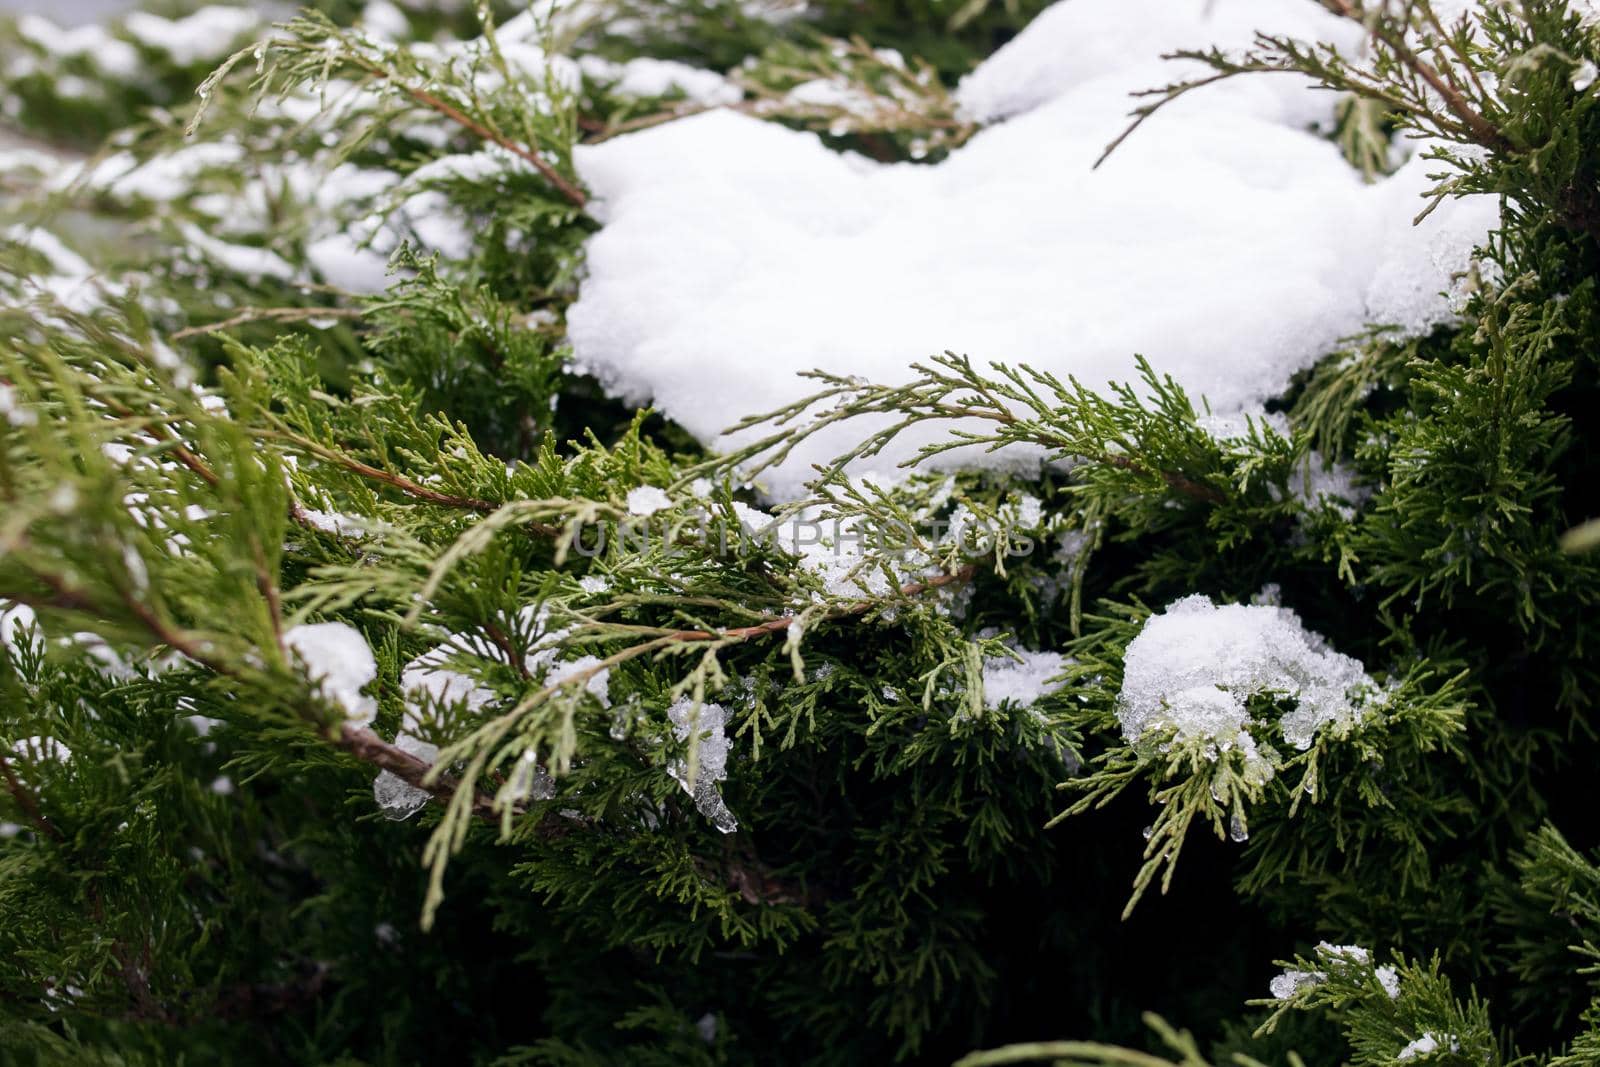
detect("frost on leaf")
[1117,596,1381,776]
[666,698,737,834]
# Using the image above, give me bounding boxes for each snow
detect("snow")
[0,147,59,176]
[1398,1034,1440,1060]
[300,508,368,539]
[1376,964,1401,999]
[406,147,525,187]
[981,648,1067,710]
[722,495,938,602]
[1269,968,1319,1000]
[1269,942,1385,1000]
[1363,158,1501,337]
[567,0,1496,499]
[625,484,672,515]
[3,224,110,312]
[306,234,392,293]
[1198,411,1371,518]
[666,697,737,833]
[15,15,139,78]
[1117,595,1381,772]
[360,1,411,41]
[0,383,35,427]
[401,644,498,718]
[1,602,40,658]
[284,622,379,726]
[11,736,70,763]
[1319,943,1371,965]
[1285,459,1371,519]
[544,655,612,707]
[177,223,295,282]
[378,610,614,816]
[93,143,246,202]
[3,224,89,278]
[122,7,261,67]
[398,608,612,727]
[579,55,741,105]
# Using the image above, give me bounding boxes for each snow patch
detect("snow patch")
[1117,595,1381,771]
[625,485,672,515]
[11,735,70,763]
[1,602,41,658]
[284,622,379,726]
[567,0,1495,499]
[1401,1036,1465,1062]
[981,648,1067,710]
[122,7,261,67]
[579,55,741,105]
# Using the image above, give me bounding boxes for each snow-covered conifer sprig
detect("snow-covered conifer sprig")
[1045,598,1465,919]
[708,351,1378,542]
[190,9,587,208]
[4,285,1034,933]
[1099,0,1600,244]
[732,34,973,161]
[712,353,1236,503]
[575,32,970,163]
[1255,944,1496,1066]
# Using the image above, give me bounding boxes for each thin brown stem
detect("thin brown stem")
[350,55,587,209]
[169,305,365,342]
[1320,0,1510,152]
[251,535,285,650]
[483,620,530,679]
[659,564,978,643]
[0,753,62,842]
[99,396,219,488]
[265,431,496,512]
[337,724,498,816]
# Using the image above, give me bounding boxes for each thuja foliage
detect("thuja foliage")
[1,1,1598,1065]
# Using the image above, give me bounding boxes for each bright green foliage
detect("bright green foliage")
[1,1,1599,1066]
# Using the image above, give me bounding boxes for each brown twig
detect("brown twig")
[1100,453,1227,505]
[99,395,219,488]
[658,564,978,643]
[336,724,498,816]
[1319,0,1510,152]
[265,432,496,512]
[169,305,365,342]
[264,431,565,536]
[349,55,587,209]
[0,753,62,842]
[483,620,531,679]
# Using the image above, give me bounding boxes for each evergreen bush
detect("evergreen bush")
[0,1,1597,1064]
